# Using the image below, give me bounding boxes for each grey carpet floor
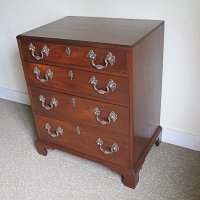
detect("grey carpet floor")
[0,98,199,200]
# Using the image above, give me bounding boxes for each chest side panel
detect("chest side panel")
[131,24,164,167]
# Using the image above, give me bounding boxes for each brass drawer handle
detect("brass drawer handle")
[89,76,116,95]
[45,123,63,138]
[29,43,49,60]
[87,50,115,70]
[92,107,117,125]
[39,95,58,110]
[33,67,53,82]
[96,138,119,155]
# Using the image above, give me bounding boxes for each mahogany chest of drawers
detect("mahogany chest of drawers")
[17,16,164,188]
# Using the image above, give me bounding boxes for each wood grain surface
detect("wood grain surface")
[25,62,129,106]
[36,114,130,168]
[30,87,130,135]
[17,16,163,47]
[21,40,128,73]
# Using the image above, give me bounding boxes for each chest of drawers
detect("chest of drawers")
[17,16,164,189]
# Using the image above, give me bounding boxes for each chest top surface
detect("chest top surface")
[18,16,164,47]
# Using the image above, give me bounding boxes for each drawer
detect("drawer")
[21,40,127,74]
[30,87,129,135]
[35,114,130,168]
[25,62,129,106]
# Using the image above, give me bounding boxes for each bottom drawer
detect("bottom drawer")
[35,115,130,168]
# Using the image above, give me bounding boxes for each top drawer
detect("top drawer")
[20,40,128,74]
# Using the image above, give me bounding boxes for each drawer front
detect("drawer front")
[30,87,129,135]
[25,62,129,106]
[35,115,130,168]
[21,40,127,74]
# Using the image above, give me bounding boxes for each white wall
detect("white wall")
[0,0,200,148]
